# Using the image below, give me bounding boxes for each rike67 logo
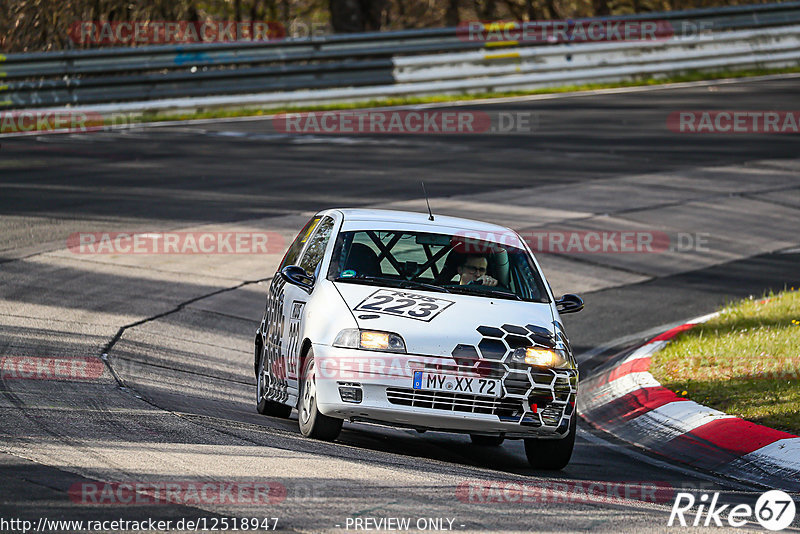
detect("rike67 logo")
[668,490,796,531]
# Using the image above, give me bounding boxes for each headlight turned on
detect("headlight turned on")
[512,346,574,369]
[333,329,407,353]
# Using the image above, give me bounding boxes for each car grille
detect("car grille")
[540,404,564,426]
[553,375,573,402]
[503,373,532,396]
[386,387,524,419]
[387,366,577,427]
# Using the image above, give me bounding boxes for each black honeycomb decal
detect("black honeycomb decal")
[445,323,578,427]
[478,338,506,360]
[504,335,529,350]
[452,344,479,366]
[501,324,529,336]
[477,326,504,338]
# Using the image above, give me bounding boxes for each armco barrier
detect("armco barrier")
[2,1,800,112]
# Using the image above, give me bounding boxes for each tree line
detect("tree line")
[1,0,779,52]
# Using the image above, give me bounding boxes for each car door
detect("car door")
[285,215,336,380]
[260,215,321,405]
[272,215,337,404]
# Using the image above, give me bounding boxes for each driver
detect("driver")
[457,254,498,287]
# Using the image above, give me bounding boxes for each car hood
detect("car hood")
[333,282,555,358]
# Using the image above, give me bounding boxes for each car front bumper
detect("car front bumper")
[312,344,577,439]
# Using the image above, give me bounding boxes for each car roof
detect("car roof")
[325,208,515,234]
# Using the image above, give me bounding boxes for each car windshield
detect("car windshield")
[327,229,550,303]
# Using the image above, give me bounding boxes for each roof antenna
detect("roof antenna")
[421,181,434,221]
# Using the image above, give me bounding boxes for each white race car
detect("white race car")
[254,209,583,469]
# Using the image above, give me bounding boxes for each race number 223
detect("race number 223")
[354,289,454,322]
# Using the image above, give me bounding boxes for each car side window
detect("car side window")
[298,216,335,277]
[280,216,321,269]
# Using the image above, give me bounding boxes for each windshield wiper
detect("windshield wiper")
[446,285,522,300]
[333,276,384,286]
[334,276,450,293]
[397,279,451,294]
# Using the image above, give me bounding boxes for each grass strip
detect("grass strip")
[650,288,800,435]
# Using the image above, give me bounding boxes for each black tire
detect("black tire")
[298,349,342,441]
[470,434,505,446]
[524,416,576,470]
[256,347,292,418]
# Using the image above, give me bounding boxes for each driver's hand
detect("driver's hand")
[478,275,498,287]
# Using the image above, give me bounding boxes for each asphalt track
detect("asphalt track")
[1,76,799,532]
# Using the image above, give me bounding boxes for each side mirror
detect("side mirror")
[280,265,315,293]
[556,293,584,314]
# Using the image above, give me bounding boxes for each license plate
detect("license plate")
[412,371,501,397]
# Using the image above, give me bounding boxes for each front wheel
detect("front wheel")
[524,416,576,470]
[256,348,292,418]
[298,349,342,441]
